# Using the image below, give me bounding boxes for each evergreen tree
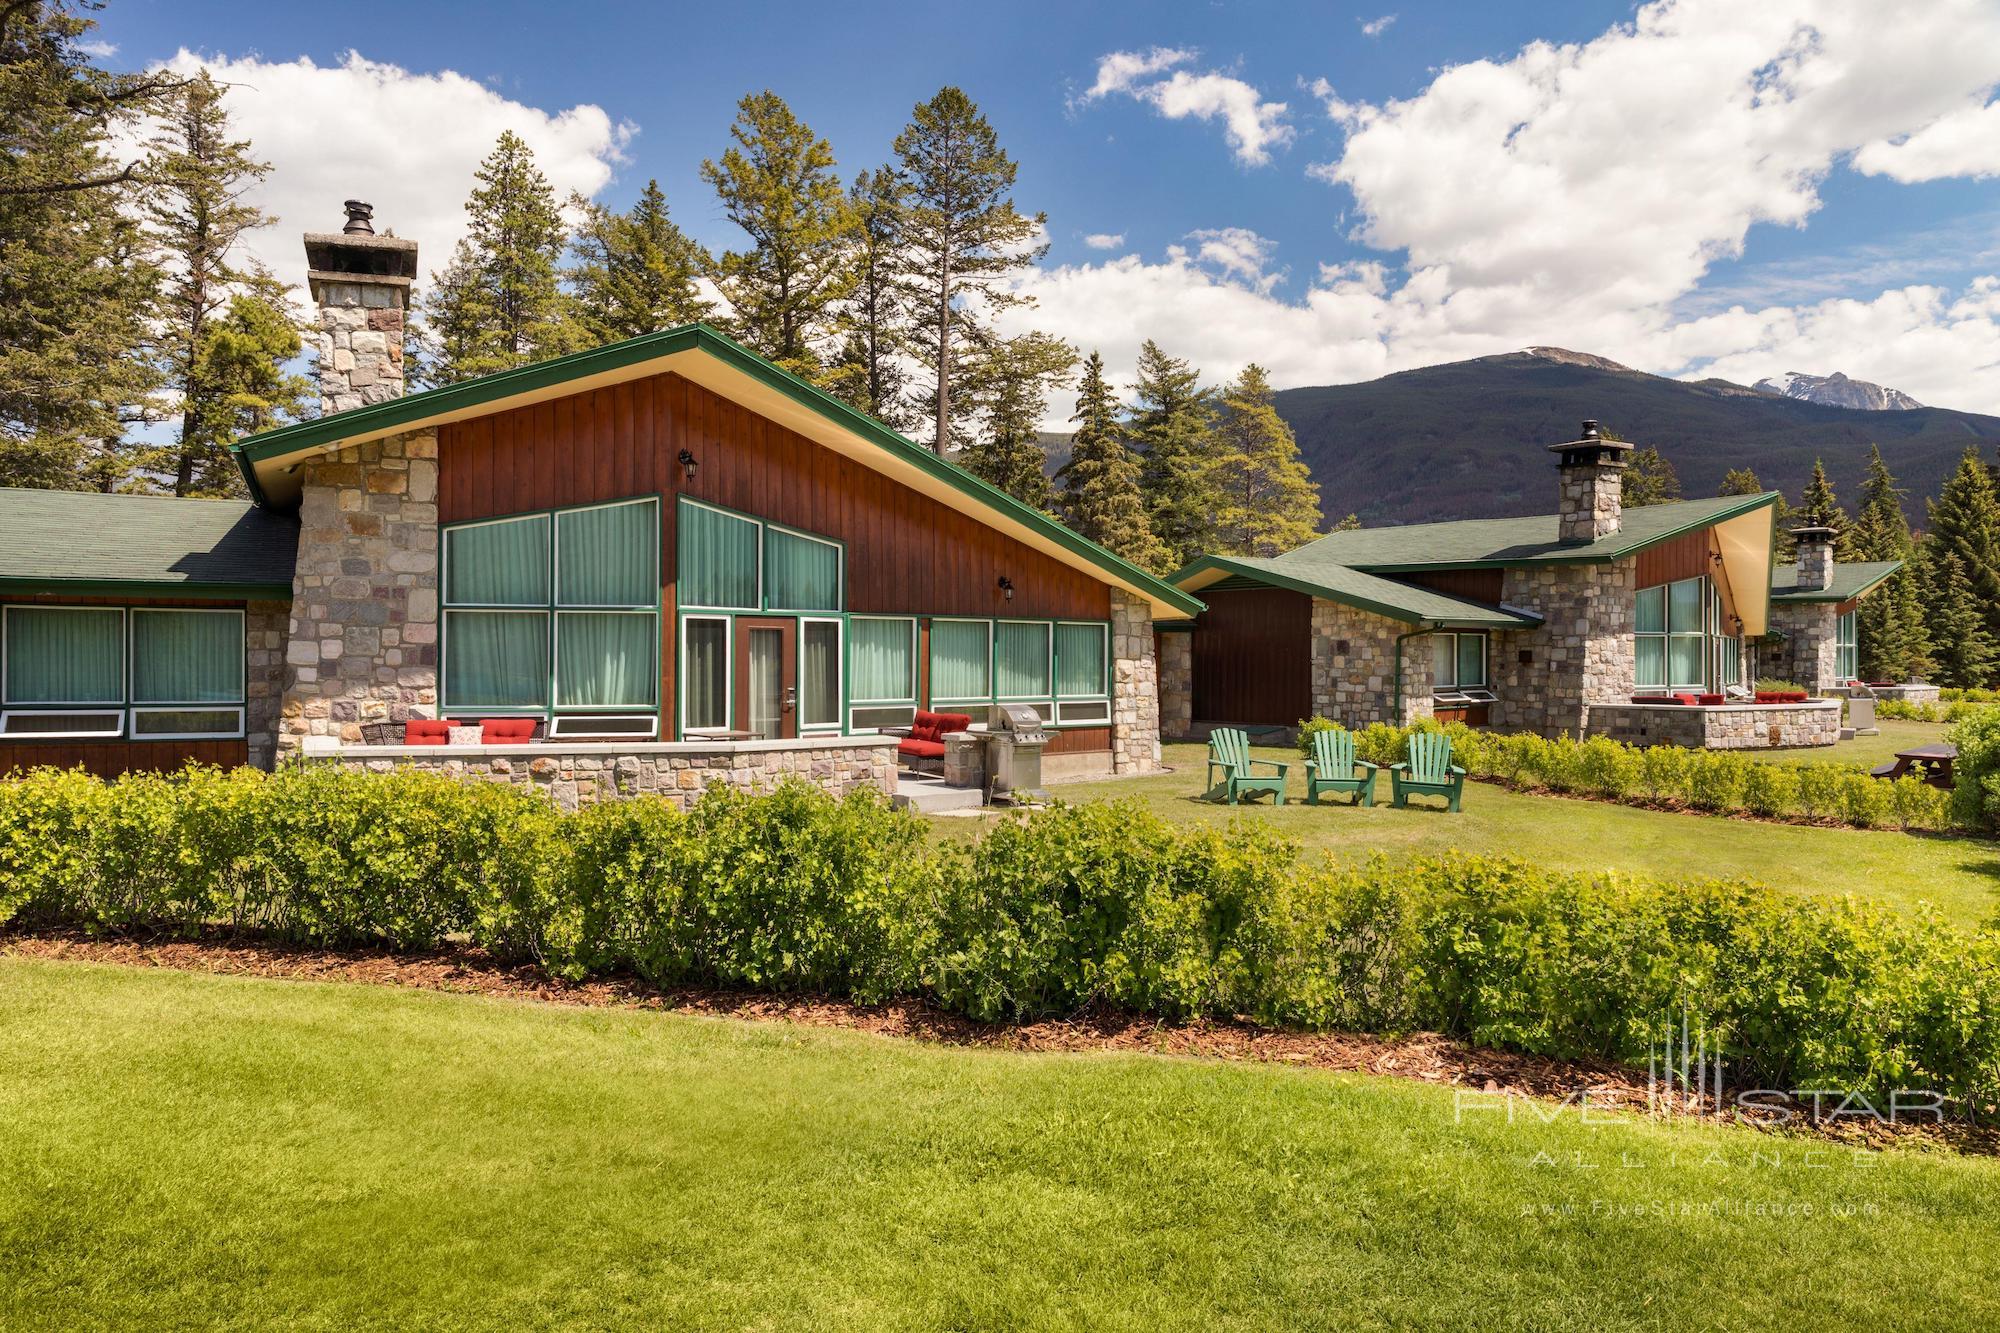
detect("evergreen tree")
[1926,445,2000,647]
[893,87,1046,453]
[956,332,1074,511]
[1924,550,1998,689]
[418,131,584,385]
[0,1,169,489]
[1206,364,1322,557]
[1129,340,1220,568]
[146,70,306,495]
[1717,467,1762,496]
[700,91,851,379]
[1620,446,1681,507]
[1796,457,1853,554]
[1848,447,1931,681]
[189,288,311,446]
[568,179,712,343]
[1057,352,1166,568]
[825,166,916,430]
[1328,513,1362,531]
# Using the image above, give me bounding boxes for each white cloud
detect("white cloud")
[1182,227,1282,291]
[79,39,118,58]
[1082,232,1126,250]
[1854,97,2000,182]
[148,51,634,300]
[1080,49,1292,166]
[1360,15,1397,38]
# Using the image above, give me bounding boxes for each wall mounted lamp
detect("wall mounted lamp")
[678,449,699,482]
[997,576,1014,602]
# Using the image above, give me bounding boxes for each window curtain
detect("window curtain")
[802,621,840,727]
[1456,634,1485,687]
[1431,634,1456,688]
[1634,587,1667,689]
[930,621,990,701]
[765,529,841,611]
[682,620,727,729]
[996,622,1051,698]
[131,611,241,703]
[557,502,656,607]
[1055,624,1106,697]
[443,611,548,708]
[4,608,122,704]
[446,515,550,605]
[678,503,759,609]
[556,613,656,708]
[850,619,913,702]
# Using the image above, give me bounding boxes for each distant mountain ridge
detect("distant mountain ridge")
[1271,348,2000,529]
[1753,370,1923,411]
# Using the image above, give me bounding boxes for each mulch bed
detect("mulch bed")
[6,928,1992,1155]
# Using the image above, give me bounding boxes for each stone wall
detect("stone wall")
[1110,590,1161,773]
[1490,559,1636,736]
[1583,701,1841,750]
[314,288,406,415]
[278,429,441,752]
[316,736,898,813]
[1557,460,1624,544]
[1762,603,1839,695]
[1158,630,1193,740]
[244,599,290,769]
[1309,599,1434,727]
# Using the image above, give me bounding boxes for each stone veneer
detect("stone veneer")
[278,429,440,752]
[1489,560,1637,736]
[1110,590,1161,773]
[244,599,290,769]
[1584,701,1840,750]
[1158,630,1193,740]
[1761,602,1840,695]
[1310,598,1434,727]
[315,736,898,813]
[315,298,406,415]
[1557,459,1624,544]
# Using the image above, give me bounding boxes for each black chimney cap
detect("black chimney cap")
[1547,418,1634,467]
[342,200,376,235]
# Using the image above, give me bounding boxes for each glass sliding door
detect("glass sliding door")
[680,616,729,732]
[799,619,841,731]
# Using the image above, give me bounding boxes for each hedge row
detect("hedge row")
[3,763,1998,1110]
[1877,698,1998,724]
[1299,718,1952,831]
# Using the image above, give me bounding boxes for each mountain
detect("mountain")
[1752,370,1923,411]
[1272,348,2000,528]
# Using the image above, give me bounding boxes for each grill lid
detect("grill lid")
[995,703,1046,737]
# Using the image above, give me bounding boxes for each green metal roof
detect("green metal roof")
[230,322,1202,619]
[0,488,297,597]
[1770,559,1902,603]
[1177,555,1543,628]
[1277,491,1779,571]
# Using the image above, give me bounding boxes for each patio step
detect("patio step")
[892,774,985,814]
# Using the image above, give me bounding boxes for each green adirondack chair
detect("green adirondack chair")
[1305,727,1379,806]
[1206,727,1289,805]
[1390,731,1466,812]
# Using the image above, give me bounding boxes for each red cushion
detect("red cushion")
[402,718,462,744]
[479,717,537,743]
[932,711,974,734]
[1631,694,1681,705]
[1696,693,1725,706]
[898,738,947,760]
[1673,692,1701,707]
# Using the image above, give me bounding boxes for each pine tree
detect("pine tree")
[1926,445,2000,647]
[824,166,916,430]
[189,287,311,447]
[1925,550,1998,688]
[418,131,585,386]
[700,91,851,379]
[1057,352,1166,568]
[1129,340,1220,568]
[1796,457,1853,554]
[1620,446,1681,507]
[147,70,305,495]
[1717,467,1762,496]
[956,332,1075,510]
[1328,513,1362,531]
[893,87,1046,453]
[1206,364,1322,557]
[1849,446,1931,681]
[0,2,168,489]
[569,179,713,343]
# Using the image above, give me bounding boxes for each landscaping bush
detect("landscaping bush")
[1946,708,2000,835]
[1295,715,1340,758]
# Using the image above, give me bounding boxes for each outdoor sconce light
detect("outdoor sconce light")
[997,576,1014,601]
[678,448,699,481]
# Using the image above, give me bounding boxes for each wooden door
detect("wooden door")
[734,618,797,739]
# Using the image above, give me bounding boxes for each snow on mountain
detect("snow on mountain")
[1752,371,1923,411]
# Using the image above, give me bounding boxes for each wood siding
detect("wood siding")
[1191,586,1312,726]
[0,738,246,778]
[1396,568,1504,605]
[1634,531,1711,590]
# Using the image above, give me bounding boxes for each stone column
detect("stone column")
[303,204,417,415]
[244,599,290,769]
[1158,630,1193,740]
[1110,589,1161,773]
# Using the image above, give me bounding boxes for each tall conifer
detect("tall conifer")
[957,332,1075,511]
[1058,352,1166,568]
[825,166,916,430]
[1926,446,2000,649]
[569,179,713,342]
[1206,364,1321,557]
[1129,340,1219,568]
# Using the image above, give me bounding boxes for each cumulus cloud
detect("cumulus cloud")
[1080,48,1292,166]
[1854,97,2000,182]
[147,51,634,299]
[1181,227,1282,291]
[1360,15,1397,38]
[1082,232,1126,250]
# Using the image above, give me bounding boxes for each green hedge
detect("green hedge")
[1299,718,1951,831]
[4,764,1998,1111]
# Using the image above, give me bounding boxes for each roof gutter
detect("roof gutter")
[230,444,271,509]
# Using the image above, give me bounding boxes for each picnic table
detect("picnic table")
[1871,742,1955,788]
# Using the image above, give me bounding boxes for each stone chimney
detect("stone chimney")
[1547,419,1633,544]
[1791,525,1836,592]
[303,201,418,414]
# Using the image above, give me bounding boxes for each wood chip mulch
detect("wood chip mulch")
[6,928,1992,1155]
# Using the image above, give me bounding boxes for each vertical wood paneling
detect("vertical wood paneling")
[1191,587,1312,725]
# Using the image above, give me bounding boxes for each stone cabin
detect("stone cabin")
[1164,422,1897,750]
[0,205,1201,802]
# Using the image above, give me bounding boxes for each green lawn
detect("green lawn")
[1020,742,2000,927]
[4,959,1998,1330]
[1741,717,1947,770]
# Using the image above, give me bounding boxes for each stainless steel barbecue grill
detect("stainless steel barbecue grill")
[985,704,1049,804]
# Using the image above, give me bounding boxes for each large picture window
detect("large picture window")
[1636,577,1712,691]
[442,498,660,719]
[1836,609,1858,682]
[2,605,244,740]
[677,498,845,616]
[929,619,992,704]
[850,616,916,731]
[921,616,1111,727]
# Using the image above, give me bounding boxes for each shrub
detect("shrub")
[1948,708,2000,835]
[1793,763,1845,823]
[1739,763,1797,818]
[1296,715,1341,758]
[1756,677,1805,694]
[0,766,108,928]
[1639,744,1691,803]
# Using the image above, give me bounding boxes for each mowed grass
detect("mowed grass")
[1740,716,1948,770]
[4,959,1999,1330]
[1012,742,2000,927]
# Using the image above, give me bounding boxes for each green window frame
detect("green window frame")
[675,497,846,617]
[766,525,843,613]
[1636,577,1711,691]
[1430,632,1487,691]
[848,616,915,731]
[1,605,246,741]
[996,620,1052,701]
[929,618,992,705]
[3,605,124,706]
[678,613,732,733]
[1836,610,1858,683]
[799,617,843,731]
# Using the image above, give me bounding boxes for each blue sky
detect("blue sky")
[96,0,2000,411]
